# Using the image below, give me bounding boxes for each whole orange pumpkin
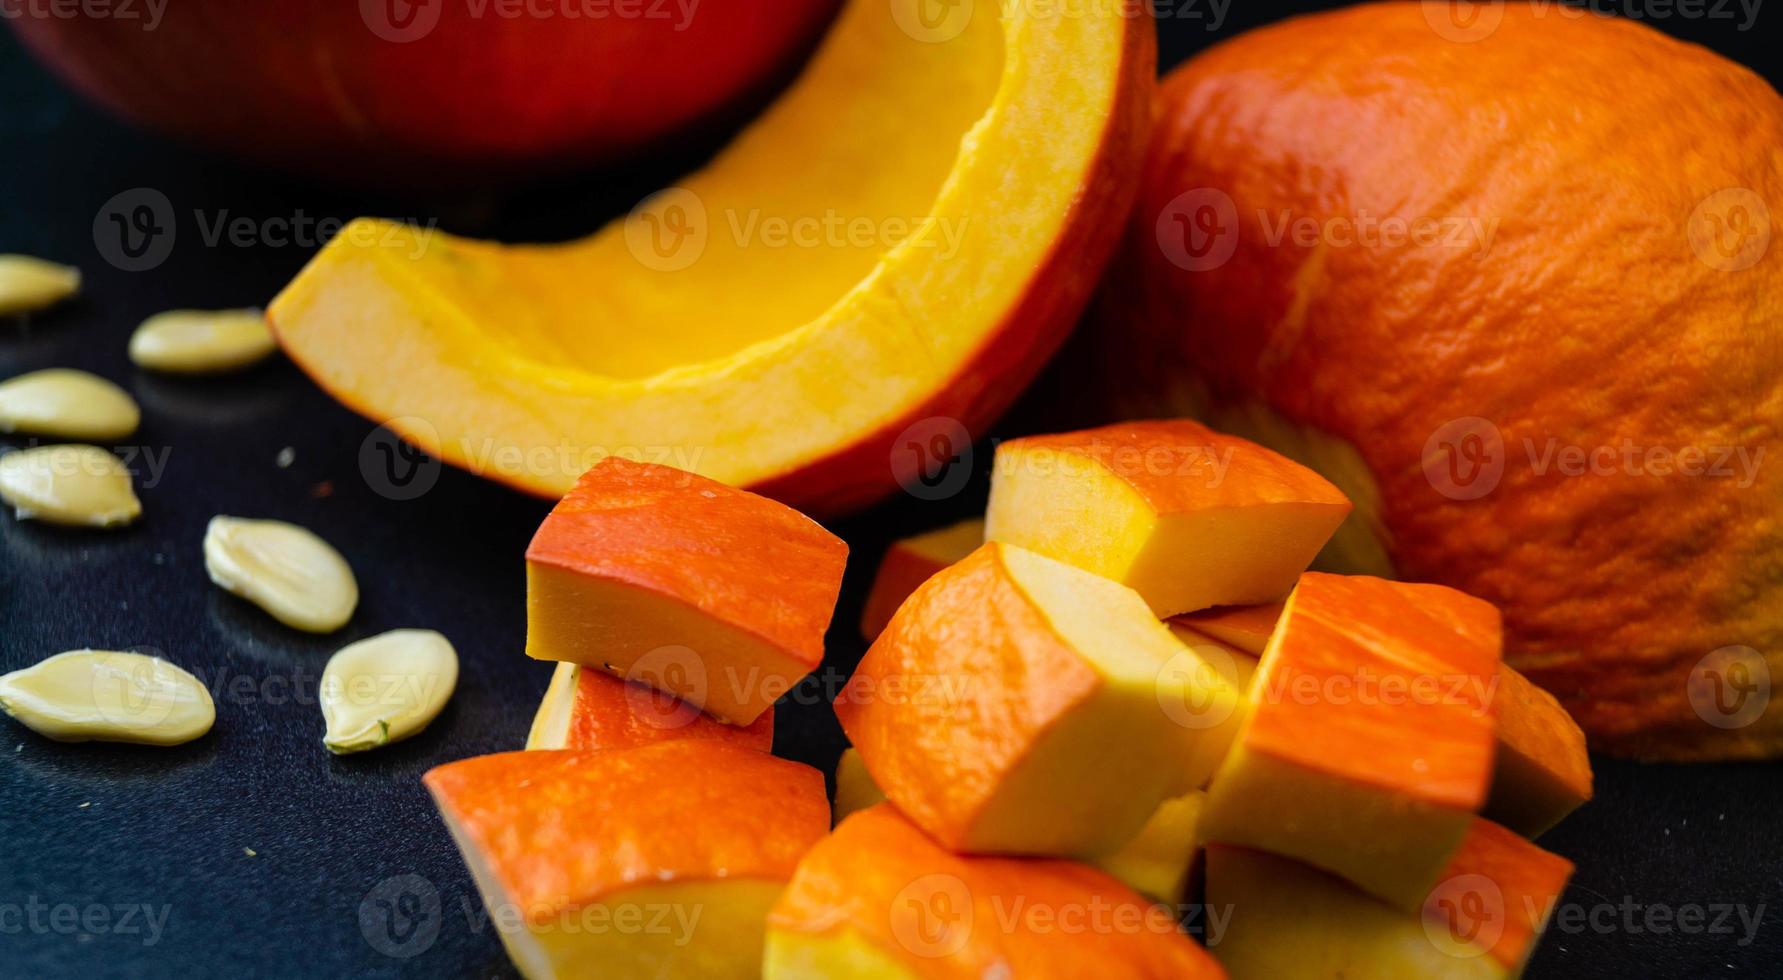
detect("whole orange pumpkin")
[1098,2,1783,760]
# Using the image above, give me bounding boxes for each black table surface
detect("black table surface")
[2,5,1780,979]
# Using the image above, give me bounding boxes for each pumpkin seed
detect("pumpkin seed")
[129,309,276,374]
[319,629,458,755]
[203,516,358,632]
[0,256,79,316]
[0,650,214,745]
[0,369,140,441]
[0,445,142,527]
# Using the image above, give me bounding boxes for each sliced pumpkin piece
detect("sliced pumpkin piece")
[1200,573,1500,911]
[1176,597,1591,836]
[985,420,1352,617]
[424,744,829,980]
[859,517,983,640]
[525,457,846,726]
[764,804,1224,979]
[1486,663,1593,837]
[266,0,1154,515]
[836,541,1239,857]
[1205,818,1573,979]
[526,662,774,752]
[831,746,1206,905]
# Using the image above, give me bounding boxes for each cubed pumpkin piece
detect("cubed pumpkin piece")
[1201,573,1500,910]
[764,804,1226,979]
[859,518,983,640]
[525,457,847,725]
[526,661,774,752]
[1172,601,1284,655]
[424,743,829,980]
[837,541,1241,856]
[1205,818,1573,979]
[985,420,1351,617]
[1485,664,1592,836]
[1179,598,1590,837]
[1090,790,1207,905]
[831,747,1206,904]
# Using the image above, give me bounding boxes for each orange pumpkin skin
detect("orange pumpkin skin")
[1101,3,1783,759]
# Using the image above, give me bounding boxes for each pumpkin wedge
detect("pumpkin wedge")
[764,804,1225,979]
[266,0,1154,516]
[1205,819,1573,979]
[985,420,1352,617]
[837,541,1240,856]
[526,662,774,753]
[423,744,829,980]
[525,457,846,726]
[859,518,983,640]
[1200,573,1500,911]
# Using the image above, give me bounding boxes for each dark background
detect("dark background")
[1,3,1779,978]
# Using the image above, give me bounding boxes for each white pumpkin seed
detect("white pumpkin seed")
[0,369,140,441]
[203,516,358,632]
[129,309,276,374]
[319,629,457,754]
[0,445,142,527]
[0,650,214,745]
[0,256,79,316]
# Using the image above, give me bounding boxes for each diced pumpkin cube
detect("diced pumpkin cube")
[1485,664,1592,836]
[424,743,829,980]
[859,518,983,640]
[525,457,847,724]
[526,661,774,752]
[765,804,1225,979]
[836,541,1240,856]
[985,420,1351,617]
[1177,597,1592,837]
[1205,819,1572,979]
[1201,573,1500,910]
[831,746,1206,904]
